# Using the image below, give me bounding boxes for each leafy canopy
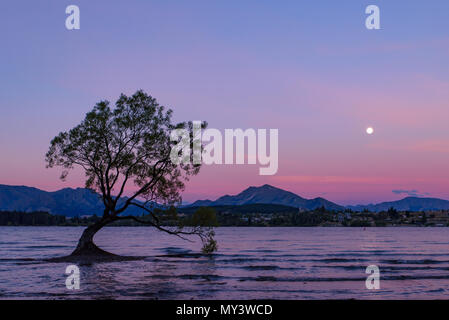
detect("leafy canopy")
[46,90,204,217]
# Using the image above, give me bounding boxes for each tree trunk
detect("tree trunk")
[71,217,115,256]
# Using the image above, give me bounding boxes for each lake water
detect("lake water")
[1,226,449,299]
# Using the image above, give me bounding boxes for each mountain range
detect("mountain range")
[0,184,144,217]
[347,197,449,212]
[1,184,449,216]
[189,184,344,211]
[189,184,449,212]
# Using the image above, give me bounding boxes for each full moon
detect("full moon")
[366,127,374,135]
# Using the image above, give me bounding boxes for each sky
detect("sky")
[0,1,448,205]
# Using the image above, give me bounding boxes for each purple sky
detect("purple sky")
[0,1,448,205]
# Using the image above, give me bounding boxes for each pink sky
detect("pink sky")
[1,1,449,205]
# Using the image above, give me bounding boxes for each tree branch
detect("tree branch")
[115,215,200,242]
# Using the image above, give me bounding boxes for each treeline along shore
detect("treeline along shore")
[2,203,449,227]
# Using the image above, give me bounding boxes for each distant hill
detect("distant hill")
[348,197,449,212]
[189,184,449,212]
[189,184,344,211]
[179,203,300,215]
[0,185,146,217]
[2,184,449,216]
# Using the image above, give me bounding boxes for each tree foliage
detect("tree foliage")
[46,90,216,253]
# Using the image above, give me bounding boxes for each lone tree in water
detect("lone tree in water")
[46,90,216,258]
